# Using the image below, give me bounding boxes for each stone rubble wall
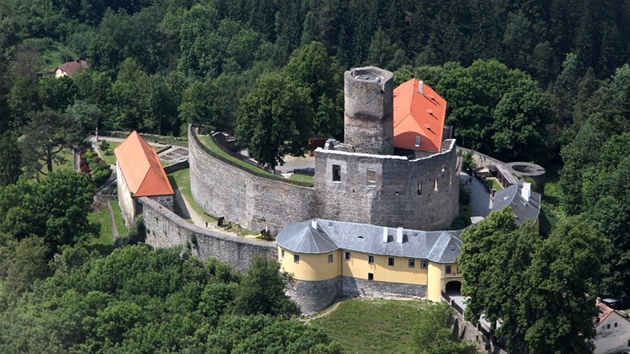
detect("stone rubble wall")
[140,197,277,273]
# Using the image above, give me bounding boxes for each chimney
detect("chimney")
[382,228,388,243]
[311,219,318,230]
[418,80,424,95]
[521,183,531,201]
[396,227,404,244]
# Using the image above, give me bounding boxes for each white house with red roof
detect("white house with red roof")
[52,59,88,78]
[594,299,630,354]
[114,131,174,226]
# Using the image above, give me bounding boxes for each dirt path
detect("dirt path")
[301,300,345,324]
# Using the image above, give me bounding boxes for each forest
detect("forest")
[2,0,630,352]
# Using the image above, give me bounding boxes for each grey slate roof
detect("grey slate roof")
[490,184,541,226]
[276,219,463,263]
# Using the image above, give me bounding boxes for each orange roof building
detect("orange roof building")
[52,59,89,78]
[393,79,447,153]
[115,131,174,225]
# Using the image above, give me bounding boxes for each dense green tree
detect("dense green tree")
[232,255,300,317]
[37,74,79,111]
[236,72,314,170]
[0,132,22,186]
[284,41,343,138]
[0,236,51,299]
[20,109,75,175]
[459,209,606,353]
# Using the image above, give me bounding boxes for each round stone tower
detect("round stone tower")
[344,66,394,155]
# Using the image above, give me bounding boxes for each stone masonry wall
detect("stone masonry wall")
[140,197,277,273]
[188,127,316,234]
[314,139,459,230]
[286,277,341,315]
[341,276,427,298]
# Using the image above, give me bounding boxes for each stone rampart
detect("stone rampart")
[188,126,316,234]
[140,197,277,273]
[314,139,459,230]
[287,277,341,315]
[341,276,427,298]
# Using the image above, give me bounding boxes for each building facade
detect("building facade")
[276,219,464,314]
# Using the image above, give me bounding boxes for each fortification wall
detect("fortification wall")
[286,277,341,315]
[188,127,316,233]
[140,197,277,273]
[341,276,427,298]
[314,139,459,230]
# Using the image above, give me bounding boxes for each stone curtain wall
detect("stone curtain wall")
[314,139,459,231]
[188,126,316,234]
[341,276,427,298]
[140,197,277,273]
[286,277,341,315]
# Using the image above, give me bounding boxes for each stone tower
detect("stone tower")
[344,66,394,155]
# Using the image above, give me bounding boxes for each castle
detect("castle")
[115,65,542,316]
[189,66,459,234]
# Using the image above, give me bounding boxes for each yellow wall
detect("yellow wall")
[427,261,443,301]
[341,251,427,285]
[278,247,340,281]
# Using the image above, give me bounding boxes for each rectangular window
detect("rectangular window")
[415,136,420,147]
[417,182,422,196]
[345,252,350,260]
[367,169,376,185]
[281,249,284,258]
[446,265,451,274]
[328,254,333,263]
[368,273,374,281]
[332,164,341,181]
[368,255,374,264]
[409,259,415,268]
[294,255,300,263]
[388,257,395,266]
[421,261,427,269]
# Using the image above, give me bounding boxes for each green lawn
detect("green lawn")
[310,299,428,354]
[110,201,128,236]
[539,163,564,236]
[87,204,115,255]
[168,168,217,225]
[48,148,75,172]
[98,141,120,165]
[24,37,77,71]
[289,173,314,183]
[490,178,503,191]
[198,135,273,176]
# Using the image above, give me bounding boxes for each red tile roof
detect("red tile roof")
[55,60,89,76]
[114,131,174,197]
[393,79,447,153]
[596,301,614,327]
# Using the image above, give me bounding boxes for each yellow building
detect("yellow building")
[276,219,464,314]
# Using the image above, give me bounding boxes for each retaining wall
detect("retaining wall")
[341,276,427,298]
[286,277,341,315]
[140,197,277,273]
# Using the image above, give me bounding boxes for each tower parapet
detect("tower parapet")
[344,66,394,155]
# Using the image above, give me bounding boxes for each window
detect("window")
[417,182,422,196]
[345,252,350,260]
[368,255,374,264]
[445,265,451,274]
[421,261,427,269]
[409,259,415,268]
[332,164,341,181]
[615,322,618,328]
[434,178,438,191]
[281,249,284,258]
[367,169,376,185]
[368,273,374,281]
[415,136,420,147]
[294,255,300,263]
[328,254,333,263]
[388,257,395,266]
[607,324,610,329]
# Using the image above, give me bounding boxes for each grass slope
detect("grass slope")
[310,299,427,354]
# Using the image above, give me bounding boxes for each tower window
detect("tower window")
[328,254,333,263]
[367,169,376,185]
[446,265,451,274]
[415,136,421,147]
[294,255,300,263]
[417,182,422,196]
[332,165,341,181]
[434,178,438,191]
